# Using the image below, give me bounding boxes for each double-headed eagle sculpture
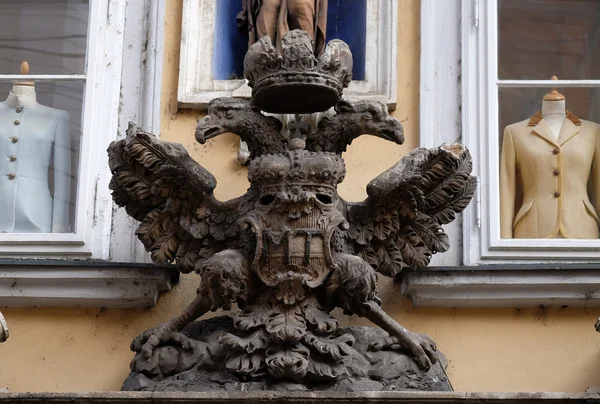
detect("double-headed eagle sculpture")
[108,32,476,383]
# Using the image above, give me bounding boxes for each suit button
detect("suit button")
[553,169,559,176]
[15,107,22,113]
[9,156,16,162]
[554,191,561,197]
[552,148,559,154]
[13,120,20,126]
[7,173,15,180]
[11,137,18,143]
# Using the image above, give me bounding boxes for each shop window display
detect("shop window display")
[497,0,600,240]
[0,0,88,234]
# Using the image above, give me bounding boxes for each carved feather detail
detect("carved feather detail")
[345,144,476,273]
[107,123,246,273]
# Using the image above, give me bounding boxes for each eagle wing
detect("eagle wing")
[345,145,476,277]
[108,123,254,273]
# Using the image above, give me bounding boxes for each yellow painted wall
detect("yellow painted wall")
[1,0,600,394]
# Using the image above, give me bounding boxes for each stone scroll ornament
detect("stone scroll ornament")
[110,31,476,392]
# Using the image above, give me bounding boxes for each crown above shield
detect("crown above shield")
[244,30,353,114]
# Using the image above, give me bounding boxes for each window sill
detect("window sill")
[0,259,179,308]
[400,264,600,308]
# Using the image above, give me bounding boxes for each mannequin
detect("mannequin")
[500,77,600,239]
[541,100,565,140]
[0,62,71,233]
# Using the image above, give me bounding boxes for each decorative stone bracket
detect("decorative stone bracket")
[0,260,179,308]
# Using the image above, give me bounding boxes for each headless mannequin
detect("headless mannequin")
[0,77,72,233]
[500,79,600,239]
[541,99,566,140]
[7,84,37,107]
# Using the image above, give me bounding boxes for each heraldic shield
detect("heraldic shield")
[241,147,349,306]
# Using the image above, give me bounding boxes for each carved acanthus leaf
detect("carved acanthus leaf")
[265,305,307,344]
[225,352,265,377]
[302,298,338,334]
[303,332,354,362]
[220,329,270,354]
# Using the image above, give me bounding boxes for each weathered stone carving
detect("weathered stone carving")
[123,316,452,392]
[244,31,353,114]
[109,31,476,391]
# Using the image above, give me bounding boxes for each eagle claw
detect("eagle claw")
[131,323,194,359]
[369,331,438,372]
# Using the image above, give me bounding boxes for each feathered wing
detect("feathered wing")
[345,144,476,277]
[108,123,252,273]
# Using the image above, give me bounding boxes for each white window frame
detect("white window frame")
[461,0,600,264]
[177,0,398,110]
[0,0,125,258]
[409,0,600,308]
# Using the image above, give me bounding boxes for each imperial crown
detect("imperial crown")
[248,143,346,191]
[244,30,353,114]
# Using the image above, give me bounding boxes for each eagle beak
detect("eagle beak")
[380,118,405,145]
[195,116,227,144]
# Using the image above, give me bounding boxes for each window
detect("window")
[0,0,125,257]
[178,0,396,109]
[462,0,600,263]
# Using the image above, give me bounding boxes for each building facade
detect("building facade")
[0,0,599,393]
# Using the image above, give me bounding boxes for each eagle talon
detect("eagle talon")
[131,323,193,359]
[368,331,438,372]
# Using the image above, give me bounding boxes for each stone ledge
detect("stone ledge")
[0,391,598,403]
[0,260,179,308]
[400,265,600,308]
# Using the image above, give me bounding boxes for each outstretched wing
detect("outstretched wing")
[345,144,476,277]
[108,123,252,273]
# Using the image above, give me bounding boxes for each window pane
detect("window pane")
[0,0,89,75]
[498,87,600,240]
[498,0,600,80]
[0,81,83,233]
[499,87,600,134]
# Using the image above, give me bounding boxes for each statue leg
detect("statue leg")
[288,0,316,38]
[362,300,438,371]
[326,253,438,371]
[131,249,251,358]
[257,0,282,41]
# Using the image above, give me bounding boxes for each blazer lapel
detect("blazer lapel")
[528,112,559,147]
[558,111,582,145]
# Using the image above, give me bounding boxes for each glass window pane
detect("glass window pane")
[0,80,83,233]
[498,0,600,80]
[499,87,600,134]
[498,87,600,240]
[0,0,89,75]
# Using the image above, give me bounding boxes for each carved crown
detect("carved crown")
[248,146,346,192]
[244,30,353,114]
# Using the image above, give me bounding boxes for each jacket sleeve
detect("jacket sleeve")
[500,126,516,239]
[51,111,71,233]
[592,124,600,223]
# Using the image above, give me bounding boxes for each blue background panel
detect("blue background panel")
[213,0,366,80]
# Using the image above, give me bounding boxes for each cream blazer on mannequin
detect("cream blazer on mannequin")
[0,90,71,233]
[500,111,600,239]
